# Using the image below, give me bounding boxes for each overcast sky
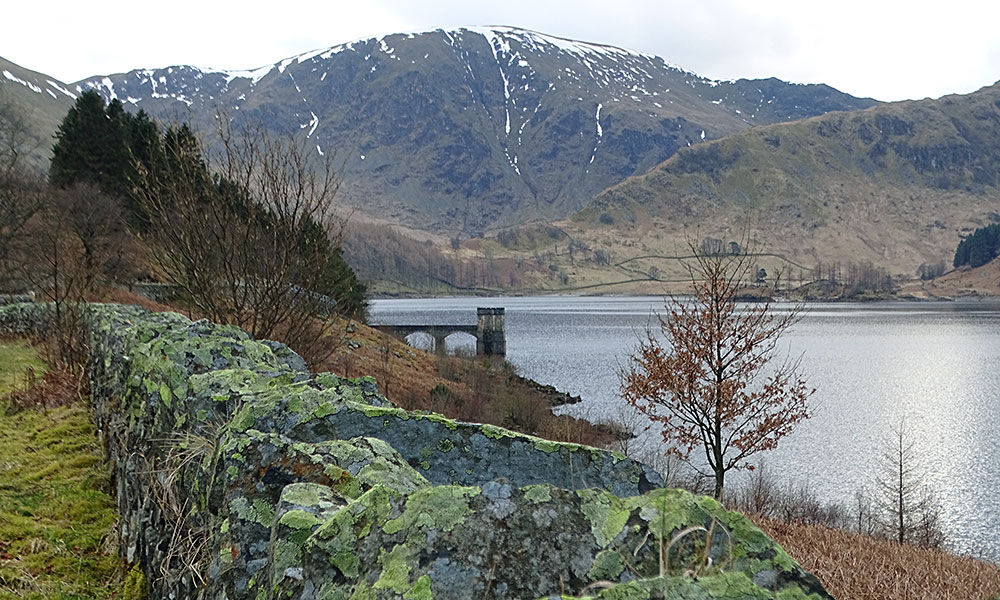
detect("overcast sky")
[5,0,999,102]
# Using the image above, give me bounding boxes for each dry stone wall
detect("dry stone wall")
[0,303,832,600]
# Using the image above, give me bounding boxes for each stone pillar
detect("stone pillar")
[476,307,506,356]
[433,332,447,353]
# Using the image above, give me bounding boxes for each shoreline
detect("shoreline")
[369,290,1000,303]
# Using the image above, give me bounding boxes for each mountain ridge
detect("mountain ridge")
[48,26,875,234]
[555,80,1000,279]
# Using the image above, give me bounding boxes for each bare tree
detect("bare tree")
[14,183,125,364]
[620,240,813,501]
[875,419,945,548]
[0,88,44,290]
[133,119,355,363]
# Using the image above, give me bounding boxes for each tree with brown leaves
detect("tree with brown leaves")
[621,244,813,501]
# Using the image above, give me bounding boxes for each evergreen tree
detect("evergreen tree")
[119,109,165,230]
[49,94,368,329]
[50,91,130,193]
[954,222,1000,268]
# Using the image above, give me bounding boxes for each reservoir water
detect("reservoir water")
[370,296,1000,561]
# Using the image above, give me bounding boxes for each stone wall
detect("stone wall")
[0,303,832,600]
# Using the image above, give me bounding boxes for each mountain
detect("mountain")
[0,56,77,170]
[564,80,1000,278]
[59,27,874,235]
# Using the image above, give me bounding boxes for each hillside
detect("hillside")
[0,57,77,170]
[558,81,1000,281]
[900,260,1000,299]
[2,27,873,236]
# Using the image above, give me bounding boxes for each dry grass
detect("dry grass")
[102,287,182,314]
[899,262,1000,300]
[756,517,1000,600]
[315,317,619,446]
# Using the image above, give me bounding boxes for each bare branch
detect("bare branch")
[620,229,813,501]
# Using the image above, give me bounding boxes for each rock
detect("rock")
[301,484,830,600]
[226,384,661,497]
[0,302,832,600]
[268,483,344,600]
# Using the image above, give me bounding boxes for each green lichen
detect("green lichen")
[362,405,409,419]
[279,509,325,534]
[404,574,433,600]
[158,381,172,407]
[310,485,397,575]
[533,438,563,453]
[577,489,631,548]
[438,438,455,453]
[373,544,413,593]
[280,482,332,507]
[228,496,275,527]
[324,464,363,499]
[696,571,776,598]
[311,400,340,420]
[522,484,552,504]
[776,586,827,600]
[609,450,628,464]
[587,550,625,581]
[382,485,480,537]
[480,424,516,439]
[725,511,798,571]
[252,498,275,527]
[638,489,694,540]
[562,571,802,600]
[331,550,360,580]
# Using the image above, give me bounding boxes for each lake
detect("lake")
[369,296,1000,561]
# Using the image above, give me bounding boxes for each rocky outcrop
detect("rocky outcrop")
[0,302,832,600]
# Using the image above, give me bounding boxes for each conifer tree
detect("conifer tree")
[50,91,129,192]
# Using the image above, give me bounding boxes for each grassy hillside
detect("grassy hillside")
[0,341,122,599]
[559,81,1000,281]
[0,57,75,171]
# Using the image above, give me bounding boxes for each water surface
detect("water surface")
[370,296,1000,561]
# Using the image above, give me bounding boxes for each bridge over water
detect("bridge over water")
[373,307,506,356]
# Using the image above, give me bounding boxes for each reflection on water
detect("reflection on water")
[370,296,1000,561]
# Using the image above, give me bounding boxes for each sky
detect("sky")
[4,0,999,102]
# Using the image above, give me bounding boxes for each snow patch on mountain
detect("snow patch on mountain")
[3,70,43,94]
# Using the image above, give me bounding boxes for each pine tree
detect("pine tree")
[50,91,129,192]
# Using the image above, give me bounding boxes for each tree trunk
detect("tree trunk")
[713,467,725,502]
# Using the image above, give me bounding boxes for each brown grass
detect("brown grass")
[3,367,85,412]
[102,287,181,314]
[755,517,1000,600]
[899,262,1000,300]
[314,317,619,446]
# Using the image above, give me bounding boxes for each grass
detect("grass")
[0,339,121,599]
[0,339,45,395]
[316,317,621,447]
[757,516,1000,600]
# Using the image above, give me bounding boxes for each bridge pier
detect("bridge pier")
[430,333,448,353]
[476,307,506,356]
[373,307,506,357]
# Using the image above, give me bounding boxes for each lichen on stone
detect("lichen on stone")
[0,303,830,600]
